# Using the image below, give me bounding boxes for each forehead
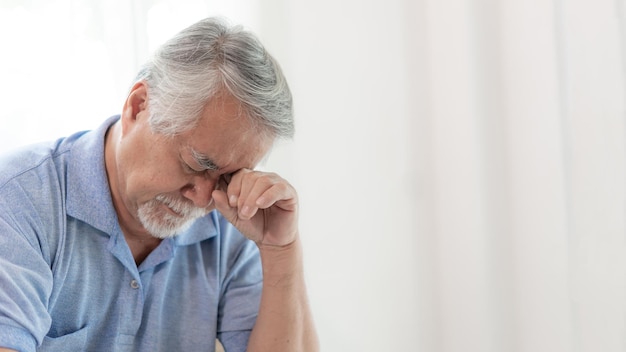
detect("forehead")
[177,93,274,170]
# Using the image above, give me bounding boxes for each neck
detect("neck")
[104,120,162,265]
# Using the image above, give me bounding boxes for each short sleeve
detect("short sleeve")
[216,217,263,341]
[0,214,53,351]
[217,330,251,352]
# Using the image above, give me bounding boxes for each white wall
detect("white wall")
[263,1,421,350]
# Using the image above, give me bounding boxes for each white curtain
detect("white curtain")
[278,0,625,351]
[1,1,625,351]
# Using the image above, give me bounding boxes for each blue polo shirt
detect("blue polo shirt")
[0,116,262,351]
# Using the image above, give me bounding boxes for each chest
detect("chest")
[44,219,221,350]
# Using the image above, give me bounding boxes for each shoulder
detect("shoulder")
[0,132,90,252]
[0,132,86,193]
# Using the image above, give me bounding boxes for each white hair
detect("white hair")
[134,17,294,138]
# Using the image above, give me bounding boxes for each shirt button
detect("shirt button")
[130,279,140,289]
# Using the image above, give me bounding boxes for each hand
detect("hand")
[212,169,299,247]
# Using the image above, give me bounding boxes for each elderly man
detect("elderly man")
[0,17,318,351]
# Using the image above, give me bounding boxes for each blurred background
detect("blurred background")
[1,0,625,351]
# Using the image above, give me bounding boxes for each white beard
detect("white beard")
[137,194,209,239]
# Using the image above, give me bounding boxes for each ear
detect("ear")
[121,81,148,134]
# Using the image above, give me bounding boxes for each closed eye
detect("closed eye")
[179,154,206,175]
[182,162,201,174]
[190,148,220,172]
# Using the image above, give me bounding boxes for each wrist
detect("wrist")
[258,236,304,287]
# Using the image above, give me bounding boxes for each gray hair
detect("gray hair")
[134,17,293,138]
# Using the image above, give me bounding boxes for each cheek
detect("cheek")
[136,169,187,197]
[122,134,190,197]
[138,160,188,194]
[122,157,186,201]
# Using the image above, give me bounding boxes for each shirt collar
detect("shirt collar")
[66,115,120,236]
[66,115,218,244]
[172,212,220,246]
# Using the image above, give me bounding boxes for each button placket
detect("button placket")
[117,275,145,344]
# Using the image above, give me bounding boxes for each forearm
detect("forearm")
[247,237,319,352]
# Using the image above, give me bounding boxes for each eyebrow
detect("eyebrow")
[190,148,220,171]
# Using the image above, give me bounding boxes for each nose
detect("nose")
[180,174,218,208]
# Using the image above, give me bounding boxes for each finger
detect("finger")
[237,174,266,220]
[226,169,250,208]
[230,169,263,219]
[211,188,237,222]
[239,174,295,219]
[221,174,238,208]
[216,174,229,193]
[255,183,298,211]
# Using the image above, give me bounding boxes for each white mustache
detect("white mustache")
[155,194,209,218]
